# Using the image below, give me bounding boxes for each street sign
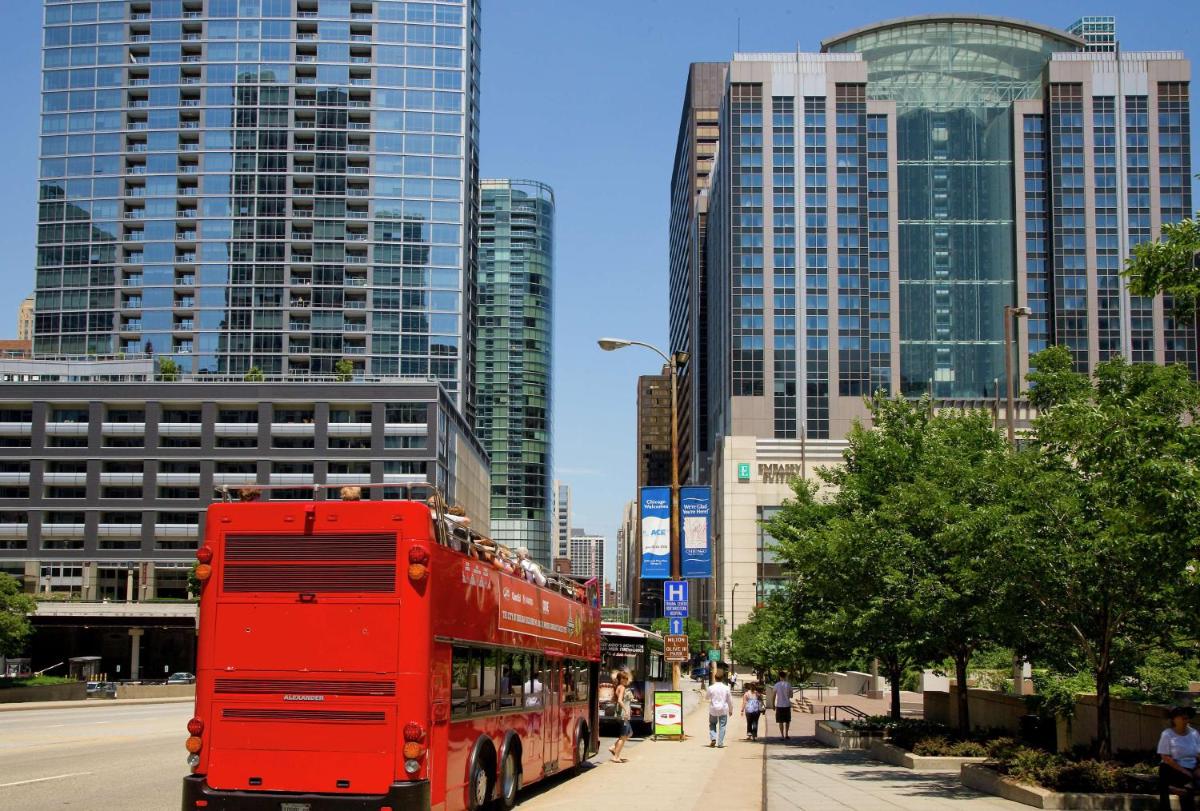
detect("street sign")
[663,580,688,618]
[668,617,683,635]
[708,649,720,662]
[664,634,689,662]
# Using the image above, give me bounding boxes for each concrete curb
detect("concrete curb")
[0,696,194,712]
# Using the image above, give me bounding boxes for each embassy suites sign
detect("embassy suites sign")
[758,462,803,484]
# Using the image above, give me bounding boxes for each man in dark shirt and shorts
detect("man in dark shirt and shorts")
[773,672,793,740]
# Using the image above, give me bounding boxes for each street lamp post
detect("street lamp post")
[1002,305,1031,446]
[1002,305,1030,697]
[599,337,688,692]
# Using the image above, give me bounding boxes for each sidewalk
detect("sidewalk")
[521,684,765,810]
[764,692,1023,810]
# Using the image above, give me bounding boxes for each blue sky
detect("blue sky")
[0,2,1197,581]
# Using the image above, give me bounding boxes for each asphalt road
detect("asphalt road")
[0,701,192,811]
[0,700,652,811]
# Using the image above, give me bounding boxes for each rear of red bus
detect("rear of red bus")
[182,499,438,811]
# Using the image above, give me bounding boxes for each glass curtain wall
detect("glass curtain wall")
[827,20,1077,398]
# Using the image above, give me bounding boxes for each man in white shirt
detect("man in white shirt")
[773,671,794,740]
[705,670,733,748]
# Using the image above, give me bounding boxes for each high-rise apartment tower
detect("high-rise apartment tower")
[477,179,554,564]
[34,0,481,417]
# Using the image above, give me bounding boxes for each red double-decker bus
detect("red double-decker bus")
[181,485,600,811]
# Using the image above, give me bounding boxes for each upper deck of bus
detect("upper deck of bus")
[197,483,600,658]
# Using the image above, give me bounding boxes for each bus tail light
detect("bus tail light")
[187,717,204,736]
[407,546,430,582]
[194,564,212,582]
[403,721,427,760]
[185,736,203,754]
[195,545,213,564]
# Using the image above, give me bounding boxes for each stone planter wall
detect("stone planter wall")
[866,739,986,772]
[815,720,883,750]
[960,764,1180,810]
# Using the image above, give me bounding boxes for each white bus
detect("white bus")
[598,622,669,732]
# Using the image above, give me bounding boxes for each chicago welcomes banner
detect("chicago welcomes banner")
[640,486,670,579]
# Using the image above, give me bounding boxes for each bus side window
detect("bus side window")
[499,652,523,709]
[451,646,471,717]
[472,649,498,713]
[572,660,590,703]
[524,655,543,708]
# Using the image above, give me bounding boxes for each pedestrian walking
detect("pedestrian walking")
[741,682,764,741]
[773,671,794,740]
[705,669,733,748]
[608,670,633,763]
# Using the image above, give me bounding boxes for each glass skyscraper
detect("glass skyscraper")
[477,179,553,564]
[34,0,480,417]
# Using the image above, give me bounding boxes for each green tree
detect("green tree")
[999,347,1200,758]
[1124,213,1200,324]
[156,357,179,382]
[649,617,709,655]
[243,365,265,382]
[0,573,36,657]
[767,397,938,721]
[729,597,813,681]
[768,396,1012,731]
[334,358,354,381]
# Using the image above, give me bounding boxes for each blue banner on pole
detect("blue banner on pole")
[640,486,671,579]
[680,486,712,578]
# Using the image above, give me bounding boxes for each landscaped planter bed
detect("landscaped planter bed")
[867,739,987,772]
[961,763,1181,810]
[815,720,885,750]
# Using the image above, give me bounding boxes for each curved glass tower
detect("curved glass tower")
[824,15,1081,397]
[477,179,553,564]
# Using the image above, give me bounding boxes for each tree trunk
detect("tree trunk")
[1096,669,1112,760]
[955,653,971,738]
[888,660,903,721]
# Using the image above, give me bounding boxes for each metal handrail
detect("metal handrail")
[822,705,868,722]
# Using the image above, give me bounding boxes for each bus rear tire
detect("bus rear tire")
[498,748,520,808]
[468,744,495,811]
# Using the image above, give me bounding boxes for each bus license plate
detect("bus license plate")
[280,804,311,811]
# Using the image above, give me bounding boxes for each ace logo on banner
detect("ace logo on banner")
[640,486,671,579]
[680,486,712,578]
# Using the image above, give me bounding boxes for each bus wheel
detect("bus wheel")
[468,756,492,810]
[572,725,588,774]
[498,748,520,808]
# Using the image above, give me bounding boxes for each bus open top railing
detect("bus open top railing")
[214,481,595,605]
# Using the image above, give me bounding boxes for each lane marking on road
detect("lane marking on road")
[0,771,93,788]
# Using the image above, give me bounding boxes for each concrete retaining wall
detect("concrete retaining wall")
[1068,695,1171,754]
[0,682,87,703]
[961,764,1179,810]
[924,687,1029,733]
[114,684,194,700]
[926,687,1174,754]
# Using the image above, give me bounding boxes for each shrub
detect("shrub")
[912,736,987,757]
[995,744,1157,794]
